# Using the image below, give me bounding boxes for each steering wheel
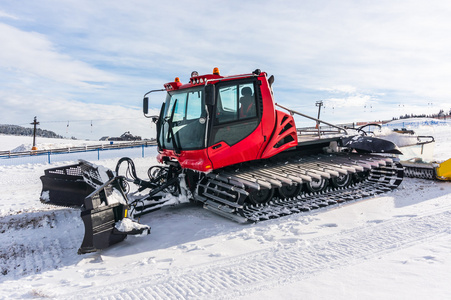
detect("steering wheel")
[356,123,381,136]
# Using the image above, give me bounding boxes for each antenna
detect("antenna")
[315,100,323,136]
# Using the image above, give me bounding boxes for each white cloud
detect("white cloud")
[325,94,372,109]
[1,0,451,138]
[0,23,116,89]
[321,85,357,94]
[0,11,18,20]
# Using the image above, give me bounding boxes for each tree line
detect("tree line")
[0,124,64,139]
[393,109,451,120]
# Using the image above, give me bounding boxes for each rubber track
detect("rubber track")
[403,165,436,180]
[198,153,403,222]
[241,177,399,222]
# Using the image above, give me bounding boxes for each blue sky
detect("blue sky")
[1,0,450,140]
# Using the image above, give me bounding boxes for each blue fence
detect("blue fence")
[0,144,158,166]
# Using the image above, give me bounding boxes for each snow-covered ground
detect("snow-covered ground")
[0,122,450,299]
[0,135,110,152]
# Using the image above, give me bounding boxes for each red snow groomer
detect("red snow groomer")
[40,68,404,253]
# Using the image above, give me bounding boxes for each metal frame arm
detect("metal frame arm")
[275,103,348,135]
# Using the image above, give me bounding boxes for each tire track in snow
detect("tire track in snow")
[0,209,83,279]
[62,209,450,300]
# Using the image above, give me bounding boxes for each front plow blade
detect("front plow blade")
[78,177,150,254]
[79,201,128,254]
[40,160,150,254]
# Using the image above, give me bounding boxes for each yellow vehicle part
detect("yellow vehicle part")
[436,158,451,181]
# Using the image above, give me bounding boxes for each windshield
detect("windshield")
[158,87,207,150]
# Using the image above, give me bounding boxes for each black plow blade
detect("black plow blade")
[78,177,150,254]
[40,163,94,208]
[40,160,150,254]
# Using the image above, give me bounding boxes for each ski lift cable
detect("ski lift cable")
[16,117,138,126]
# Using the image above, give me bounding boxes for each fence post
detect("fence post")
[142,144,144,158]
[48,151,51,164]
[97,148,100,160]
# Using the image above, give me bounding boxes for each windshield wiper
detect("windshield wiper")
[166,99,181,155]
[156,102,165,150]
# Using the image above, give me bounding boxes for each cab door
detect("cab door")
[207,80,264,169]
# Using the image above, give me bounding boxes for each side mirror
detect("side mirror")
[143,97,149,115]
[205,84,215,106]
[268,75,275,87]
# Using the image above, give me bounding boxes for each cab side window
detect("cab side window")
[239,85,257,119]
[211,82,259,146]
[215,83,256,124]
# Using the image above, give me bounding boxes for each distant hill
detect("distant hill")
[0,124,65,139]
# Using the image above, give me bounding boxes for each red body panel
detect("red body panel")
[256,74,277,155]
[157,149,213,172]
[260,110,298,159]
[207,122,265,169]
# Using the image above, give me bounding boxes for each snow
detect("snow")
[115,218,150,235]
[0,121,450,299]
[0,134,133,152]
[40,190,50,203]
[107,189,127,206]
[0,135,101,152]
